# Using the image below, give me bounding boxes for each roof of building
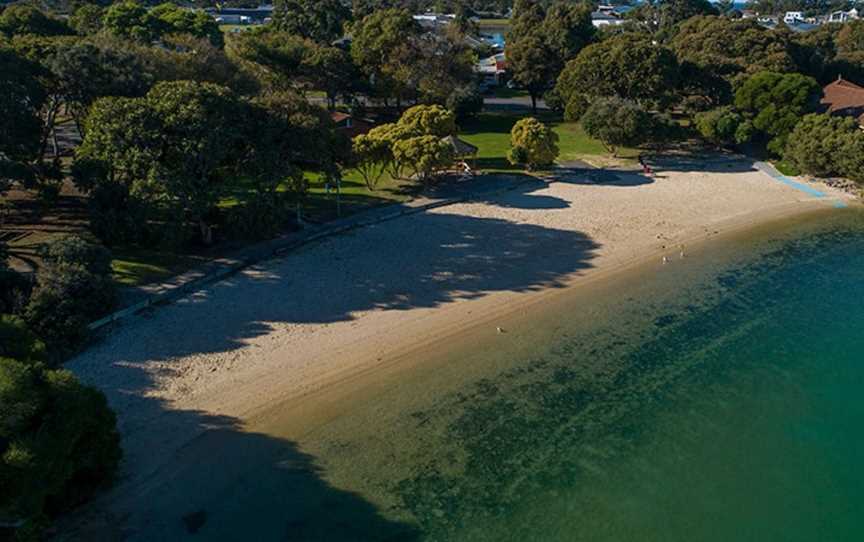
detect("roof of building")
[442,135,479,157]
[821,77,864,123]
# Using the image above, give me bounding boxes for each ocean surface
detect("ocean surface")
[152,209,864,541]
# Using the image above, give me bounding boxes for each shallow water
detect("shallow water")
[291,209,864,542]
[139,209,864,541]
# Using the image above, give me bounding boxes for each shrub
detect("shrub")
[508,117,559,169]
[0,316,45,365]
[25,236,116,360]
[784,114,859,177]
[37,234,112,276]
[694,106,749,146]
[0,358,121,530]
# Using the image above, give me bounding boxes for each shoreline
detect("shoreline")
[65,160,858,536]
[244,199,840,424]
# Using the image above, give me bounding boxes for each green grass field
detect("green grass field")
[111,249,204,286]
[459,112,639,170]
[476,18,510,29]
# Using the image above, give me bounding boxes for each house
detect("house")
[330,112,373,138]
[828,9,859,23]
[783,11,805,24]
[591,11,626,27]
[476,52,507,87]
[205,5,273,25]
[820,77,864,125]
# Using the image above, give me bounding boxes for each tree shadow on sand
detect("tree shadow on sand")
[60,404,420,541]
[75,209,600,370]
[65,202,601,541]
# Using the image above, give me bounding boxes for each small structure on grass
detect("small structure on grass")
[442,135,479,176]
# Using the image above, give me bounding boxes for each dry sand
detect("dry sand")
[67,156,854,532]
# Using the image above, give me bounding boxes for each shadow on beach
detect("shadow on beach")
[59,405,420,541]
[65,196,602,539]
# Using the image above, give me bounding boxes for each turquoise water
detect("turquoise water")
[301,210,864,541]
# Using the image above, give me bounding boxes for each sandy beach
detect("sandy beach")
[66,155,854,537]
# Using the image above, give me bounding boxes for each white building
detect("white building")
[783,11,805,24]
[591,11,627,27]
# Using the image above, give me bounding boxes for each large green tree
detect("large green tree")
[350,8,420,106]
[0,46,46,190]
[0,4,71,37]
[581,97,657,156]
[671,16,797,86]
[272,0,350,43]
[783,113,858,177]
[556,33,679,111]
[734,71,821,155]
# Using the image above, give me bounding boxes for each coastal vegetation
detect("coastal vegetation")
[4,0,864,535]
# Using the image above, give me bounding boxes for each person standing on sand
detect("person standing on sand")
[638,154,653,176]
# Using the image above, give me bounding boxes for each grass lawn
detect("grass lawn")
[476,18,509,29]
[459,112,639,171]
[111,249,204,287]
[219,24,253,34]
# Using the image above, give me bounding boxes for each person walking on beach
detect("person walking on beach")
[638,154,653,176]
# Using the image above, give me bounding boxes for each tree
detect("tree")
[542,2,596,70]
[0,358,121,533]
[507,34,556,113]
[694,106,750,147]
[581,97,654,156]
[837,19,864,55]
[398,104,457,138]
[0,316,46,365]
[227,28,313,91]
[352,133,392,190]
[143,81,245,245]
[272,0,350,43]
[628,0,717,35]
[350,8,420,106]
[69,4,104,36]
[135,33,258,95]
[102,0,153,42]
[506,0,596,114]
[301,44,359,109]
[392,136,454,183]
[734,71,821,155]
[49,40,151,136]
[783,113,858,177]
[146,3,223,48]
[671,16,797,89]
[25,235,116,358]
[103,1,222,46]
[414,25,477,107]
[508,0,546,44]
[75,82,245,246]
[556,33,679,111]
[0,5,71,37]
[0,46,46,190]
[507,117,559,169]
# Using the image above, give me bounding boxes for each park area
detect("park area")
[1,110,638,291]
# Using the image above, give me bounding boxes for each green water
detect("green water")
[135,210,864,541]
[298,210,864,542]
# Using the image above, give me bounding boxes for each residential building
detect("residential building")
[820,77,864,125]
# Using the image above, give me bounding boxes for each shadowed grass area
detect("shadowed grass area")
[111,249,204,286]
